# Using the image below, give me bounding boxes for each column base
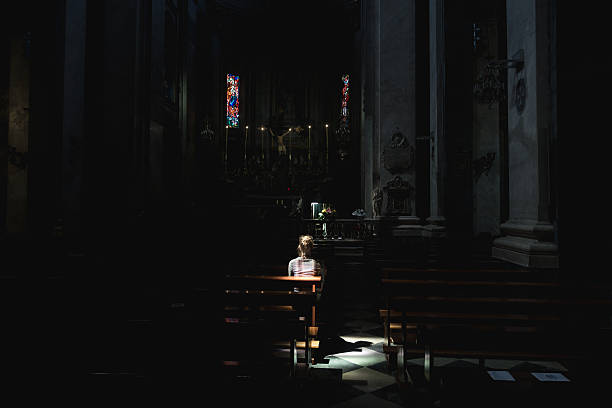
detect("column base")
[391,216,423,237]
[499,220,555,241]
[423,216,446,238]
[492,235,558,268]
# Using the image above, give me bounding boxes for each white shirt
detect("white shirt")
[288,256,320,277]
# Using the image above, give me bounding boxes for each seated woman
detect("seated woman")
[288,235,321,277]
[289,235,369,359]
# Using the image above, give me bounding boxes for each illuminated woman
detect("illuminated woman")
[288,235,321,277]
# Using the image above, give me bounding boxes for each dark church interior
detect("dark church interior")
[2,0,612,406]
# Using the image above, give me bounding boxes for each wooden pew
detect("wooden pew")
[377,267,612,383]
[250,264,288,275]
[221,274,322,381]
[378,266,559,349]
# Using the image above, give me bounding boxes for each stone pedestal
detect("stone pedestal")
[492,236,558,268]
[493,220,558,267]
[391,215,423,237]
[423,215,446,238]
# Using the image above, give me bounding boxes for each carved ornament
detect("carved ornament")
[383,130,414,174]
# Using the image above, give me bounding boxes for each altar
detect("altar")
[300,218,377,242]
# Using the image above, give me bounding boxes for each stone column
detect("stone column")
[6,33,30,234]
[361,0,420,237]
[423,0,446,239]
[492,0,558,268]
[129,0,149,214]
[61,0,87,244]
[473,21,501,237]
[360,0,375,217]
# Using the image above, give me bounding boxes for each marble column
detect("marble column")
[423,0,446,238]
[61,0,87,242]
[492,0,558,268]
[473,21,501,237]
[360,0,375,217]
[6,34,30,234]
[361,0,420,237]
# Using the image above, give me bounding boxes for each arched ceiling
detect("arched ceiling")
[213,0,360,66]
[213,0,359,33]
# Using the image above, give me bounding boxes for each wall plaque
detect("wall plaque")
[383,130,414,174]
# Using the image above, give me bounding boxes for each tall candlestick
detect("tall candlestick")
[308,125,311,165]
[244,125,248,169]
[260,127,264,160]
[325,124,329,172]
[225,125,228,173]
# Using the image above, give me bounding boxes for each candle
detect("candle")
[289,128,292,162]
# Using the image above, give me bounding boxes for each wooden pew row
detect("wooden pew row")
[385,301,612,381]
[377,268,612,383]
[380,279,565,299]
[372,255,514,271]
[378,266,566,349]
[377,265,606,325]
[378,265,557,283]
[82,283,215,384]
[221,274,322,381]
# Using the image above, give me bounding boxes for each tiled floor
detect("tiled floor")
[298,280,573,408]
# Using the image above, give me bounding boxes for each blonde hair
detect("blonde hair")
[297,235,314,258]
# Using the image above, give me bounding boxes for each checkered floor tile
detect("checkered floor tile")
[308,297,570,407]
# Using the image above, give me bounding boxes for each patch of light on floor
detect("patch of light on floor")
[339,334,385,344]
[330,349,386,367]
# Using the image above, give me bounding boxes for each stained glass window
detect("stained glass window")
[226,74,239,128]
[341,74,349,120]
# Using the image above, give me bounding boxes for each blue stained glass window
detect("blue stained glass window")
[227,74,239,128]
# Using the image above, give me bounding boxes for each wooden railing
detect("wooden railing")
[299,218,379,241]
